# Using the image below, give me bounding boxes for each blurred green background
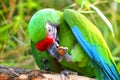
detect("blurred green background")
[0,0,120,71]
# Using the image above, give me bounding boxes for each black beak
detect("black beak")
[47,42,72,62]
[47,42,62,61]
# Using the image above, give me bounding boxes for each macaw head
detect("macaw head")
[28,9,72,61]
[28,9,61,51]
[29,8,67,60]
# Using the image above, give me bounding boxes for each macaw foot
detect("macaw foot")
[57,46,72,62]
[60,70,78,80]
[47,42,72,62]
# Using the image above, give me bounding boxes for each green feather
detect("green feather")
[56,10,95,77]
[28,9,61,43]
[63,9,117,66]
[71,43,90,67]
[63,9,119,79]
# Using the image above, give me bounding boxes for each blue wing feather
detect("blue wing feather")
[71,26,120,80]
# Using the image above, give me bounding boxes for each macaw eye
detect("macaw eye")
[48,27,52,32]
[46,22,52,32]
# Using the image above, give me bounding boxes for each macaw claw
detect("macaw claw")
[57,46,72,62]
[60,70,78,80]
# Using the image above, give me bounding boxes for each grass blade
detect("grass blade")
[89,4,115,37]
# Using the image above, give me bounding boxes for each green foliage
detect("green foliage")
[0,0,120,72]
[115,0,120,3]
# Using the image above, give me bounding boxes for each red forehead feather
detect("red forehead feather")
[36,36,54,51]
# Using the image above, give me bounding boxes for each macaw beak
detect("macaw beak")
[47,42,62,61]
[47,41,72,62]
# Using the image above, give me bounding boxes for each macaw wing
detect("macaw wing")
[63,9,119,79]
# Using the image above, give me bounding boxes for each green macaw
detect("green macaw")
[28,8,120,80]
